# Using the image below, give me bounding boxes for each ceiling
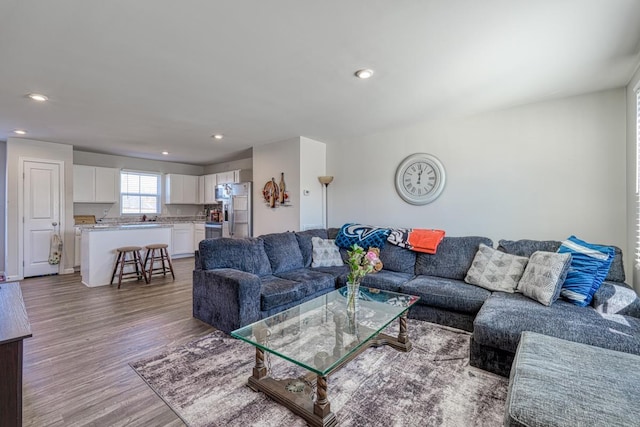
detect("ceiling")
[1,1,640,166]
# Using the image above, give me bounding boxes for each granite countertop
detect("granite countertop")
[82,223,174,231]
[77,217,206,229]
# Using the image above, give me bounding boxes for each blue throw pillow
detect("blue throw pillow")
[557,235,615,307]
[335,223,391,249]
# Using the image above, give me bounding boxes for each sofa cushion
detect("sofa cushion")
[295,229,329,267]
[261,232,305,274]
[505,332,640,427]
[473,292,640,355]
[335,223,391,249]
[310,265,350,278]
[311,237,343,267]
[378,243,416,274]
[401,276,491,314]
[592,281,640,318]
[464,244,528,293]
[274,268,336,300]
[260,275,305,311]
[415,236,493,280]
[338,270,414,293]
[558,236,615,307]
[516,251,572,306]
[499,238,625,283]
[498,239,561,257]
[199,237,272,276]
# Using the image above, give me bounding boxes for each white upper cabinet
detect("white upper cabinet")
[216,169,252,185]
[73,165,118,203]
[165,174,198,204]
[216,170,235,185]
[198,176,205,204]
[204,174,217,203]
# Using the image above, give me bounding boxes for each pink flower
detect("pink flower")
[365,251,379,263]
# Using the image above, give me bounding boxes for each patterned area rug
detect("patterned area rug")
[130,321,507,426]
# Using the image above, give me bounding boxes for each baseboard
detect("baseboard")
[63,268,75,275]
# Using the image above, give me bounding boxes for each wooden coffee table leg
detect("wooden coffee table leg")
[398,310,410,345]
[252,347,267,380]
[314,375,331,419]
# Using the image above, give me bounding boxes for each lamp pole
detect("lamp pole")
[318,176,334,228]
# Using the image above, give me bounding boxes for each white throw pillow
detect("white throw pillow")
[311,237,343,267]
[517,251,571,306]
[464,244,528,292]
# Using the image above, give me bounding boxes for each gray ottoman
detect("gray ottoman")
[505,331,640,427]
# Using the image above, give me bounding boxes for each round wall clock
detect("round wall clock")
[395,153,446,205]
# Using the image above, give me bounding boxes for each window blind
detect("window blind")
[120,171,161,214]
[636,89,640,267]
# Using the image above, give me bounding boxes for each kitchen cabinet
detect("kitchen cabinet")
[194,223,205,251]
[73,165,118,203]
[198,176,205,204]
[216,170,235,185]
[165,174,198,204]
[171,223,194,257]
[216,169,252,185]
[204,174,217,203]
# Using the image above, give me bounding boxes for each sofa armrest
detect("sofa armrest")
[193,268,262,333]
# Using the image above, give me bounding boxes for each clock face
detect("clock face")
[395,154,446,205]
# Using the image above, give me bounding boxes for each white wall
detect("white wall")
[626,66,640,291]
[328,89,628,278]
[300,137,326,230]
[204,157,252,174]
[252,137,326,235]
[6,138,75,279]
[73,150,205,219]
[0,141,6,274]
[253,138,301,235]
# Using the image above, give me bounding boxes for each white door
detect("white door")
[24,161,61,277]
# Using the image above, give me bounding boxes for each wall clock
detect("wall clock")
[395,153,446,205]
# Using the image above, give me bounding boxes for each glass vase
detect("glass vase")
[346,280,360,315]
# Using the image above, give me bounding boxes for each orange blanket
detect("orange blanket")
[387,228,445,254]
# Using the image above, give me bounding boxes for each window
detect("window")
[120,171,161,214]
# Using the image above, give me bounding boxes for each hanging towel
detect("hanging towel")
[48,232,63,265]
[387,228,445,254]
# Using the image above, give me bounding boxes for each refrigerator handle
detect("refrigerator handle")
[229,196,235,236]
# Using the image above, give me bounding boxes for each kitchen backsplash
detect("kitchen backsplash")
[73,203,208,222]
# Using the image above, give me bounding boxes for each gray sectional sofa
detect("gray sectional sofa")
[192,228,640,377]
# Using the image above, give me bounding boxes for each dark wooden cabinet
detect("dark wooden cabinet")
[0,283,32,427]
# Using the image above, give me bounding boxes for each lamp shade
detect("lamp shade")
[318,176,334,185]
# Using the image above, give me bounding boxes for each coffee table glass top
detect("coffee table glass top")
[231,287,419,376]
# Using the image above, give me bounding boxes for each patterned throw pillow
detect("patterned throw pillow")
[517,251,572,306]
[464,244,529,292]
[334,223,391,249]
[557,236,615,307]
[311,237,344,267]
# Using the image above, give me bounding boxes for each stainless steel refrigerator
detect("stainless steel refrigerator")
[218,182,252,238]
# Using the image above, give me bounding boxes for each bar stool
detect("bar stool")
[110,246,148,289]
[143,243,175,282]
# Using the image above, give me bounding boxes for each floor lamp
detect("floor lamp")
[318,176,334,228]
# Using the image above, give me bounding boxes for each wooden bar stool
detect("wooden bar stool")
[143,243,175,282]
[110,246,148,289]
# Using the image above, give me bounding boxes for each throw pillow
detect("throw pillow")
[464,243,529,292]
[557,235,615,307]
[517,251,572,306]
[334,223,391,249]
[311,237,344,267]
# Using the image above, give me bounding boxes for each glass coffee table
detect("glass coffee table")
[231,287,419,427]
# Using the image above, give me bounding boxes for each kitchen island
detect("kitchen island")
[80,224,172,287]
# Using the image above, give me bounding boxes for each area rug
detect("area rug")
[130,320,508,426]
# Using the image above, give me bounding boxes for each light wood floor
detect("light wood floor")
[19,257,214,426]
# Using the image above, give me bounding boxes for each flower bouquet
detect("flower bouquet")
[345,244,383,314]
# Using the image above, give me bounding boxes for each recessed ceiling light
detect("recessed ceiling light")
[162,151,169,155]
[13,129,27,135]
[354,69,374,79]
[212,134,224,140]
[27,93,48,102]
